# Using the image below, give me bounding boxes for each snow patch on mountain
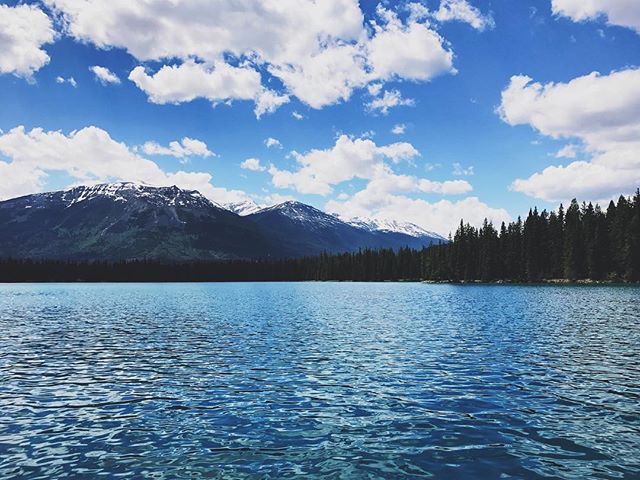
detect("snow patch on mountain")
[256,201,345,228]
[342,216,447,240]
[56,182,221,209]
[225,199,263,216]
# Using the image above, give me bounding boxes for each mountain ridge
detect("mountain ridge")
[0,183,444,260]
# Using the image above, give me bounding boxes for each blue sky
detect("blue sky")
[1,0,639,234]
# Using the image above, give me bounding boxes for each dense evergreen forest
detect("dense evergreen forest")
[1,192,638,283]
[424,191,640,282]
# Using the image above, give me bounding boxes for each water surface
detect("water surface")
[0,283,639,478]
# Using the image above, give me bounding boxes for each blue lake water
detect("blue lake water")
[0,282,638,479]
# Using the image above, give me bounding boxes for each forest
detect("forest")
[423,191,640,282]
[1,191,638,283]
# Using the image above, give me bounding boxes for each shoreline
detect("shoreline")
[422,278,638,285]
[0,279,637,285]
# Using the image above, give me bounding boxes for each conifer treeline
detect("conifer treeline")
[0,192,638,283]
[423,191,640,282]
[0,249,424,283]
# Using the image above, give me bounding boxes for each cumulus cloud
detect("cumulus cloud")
[269,43,369,109]
[129,61,256,104]
[0,126,248,204]
[265,137,282,149]
[267,134,474,234]
[89,65,120,85]
[432,0,495,31]
[142,137,214,161]
[269,135,422,195]
[46,0,456,112]
[0,4,55,79]
[254,89,291,118]
[551,0,640,34]
[391,124,406,135]
[240,158,266,172]
[499,68,640,202]
[367,90,415,115]
[128,61,287,118]
[367,6,455,82]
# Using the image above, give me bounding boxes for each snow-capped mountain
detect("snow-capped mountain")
[0,183,445,260]
[0,182,271,261]
[60,182,221,210]
[253,201,345,229]
[344,217,447,241]
[226,200,447,240]
[224,199,263,216]
[247,200,444,257]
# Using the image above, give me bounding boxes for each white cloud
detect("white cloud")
[555,144,579,158]
[510,160,639,204]
[551,0,640,34]
[56,76,77,87]
[47,0,456,111]
[265,137,282,149]
[181,138,214,158]
[128,61,259,105]
[367,90,415,115]
[254,89,291,118]
[367,6,455,82]
[0,126,247,204]
[128,61,287,118]
[292,111,304,120]
[391,124,406,135]
[0,4,55,79]
[0,160,44,201]
[142,137,214,161]
[241,158,266,172]
[368,83,383,96]
[269,135,422,195]
[90,65,120,85]
[499,68,640,202]
[269,43,369,109]
[432,0,495,31]
[452,163,474,176]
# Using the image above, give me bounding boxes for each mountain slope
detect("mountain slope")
[247,201,441,257]
[0,183,274,261]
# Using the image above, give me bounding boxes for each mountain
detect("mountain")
[0,184,444,261]
[247,201,442,257]
[0,183,274,261]
[343,217,447,241]
[224,199,263,216]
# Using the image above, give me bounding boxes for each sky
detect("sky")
[0,0,639,235]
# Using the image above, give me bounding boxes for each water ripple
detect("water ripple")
[0,282,639,479]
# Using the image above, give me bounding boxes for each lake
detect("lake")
[0,283,638,479]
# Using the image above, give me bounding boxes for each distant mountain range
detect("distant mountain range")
[0,183,445,261]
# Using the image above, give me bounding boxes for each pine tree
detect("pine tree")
[564,200,584,280]
[628,190,640,281]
